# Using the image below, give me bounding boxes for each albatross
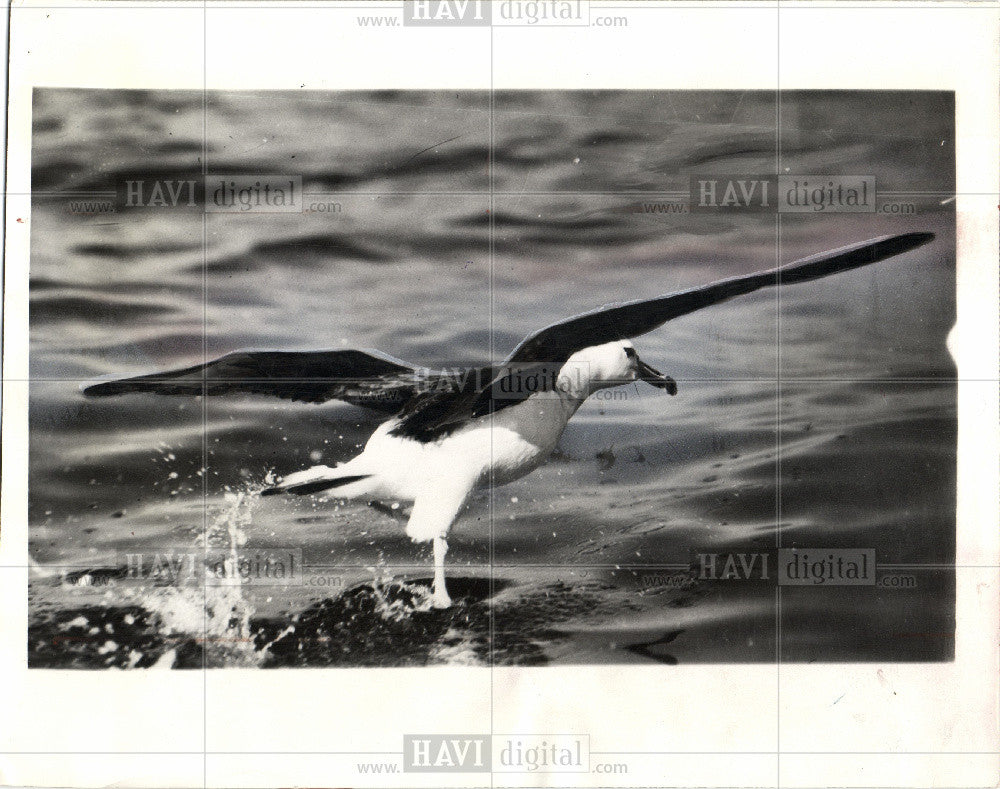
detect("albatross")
[84,232,934,607]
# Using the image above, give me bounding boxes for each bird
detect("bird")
[83,232,934,608]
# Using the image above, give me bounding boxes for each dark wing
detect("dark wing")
[390,232,935,440]
[506,232,935,364]
[388,365,496,441]
[390,360,575,441]
[82,348,429,414]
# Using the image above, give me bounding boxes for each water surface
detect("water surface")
[28,89,955,667]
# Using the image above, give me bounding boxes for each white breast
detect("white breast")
[360,390,579,499]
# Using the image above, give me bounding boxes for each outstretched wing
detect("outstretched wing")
[82,348,429,414]
[506,232,935,365]
[390,232,935,440]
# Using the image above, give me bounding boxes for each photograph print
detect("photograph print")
[28,89,955,668]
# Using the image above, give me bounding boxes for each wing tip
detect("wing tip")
[888,231,935,252]
[81,376,167,398]
[80,379,121,397]
[820,231,935,262]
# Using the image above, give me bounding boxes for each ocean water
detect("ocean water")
[28,90,955,667]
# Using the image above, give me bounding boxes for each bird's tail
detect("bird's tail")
[261,463,373,497]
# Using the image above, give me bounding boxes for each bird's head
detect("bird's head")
[559,340,677,399]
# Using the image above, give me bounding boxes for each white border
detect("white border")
[2,3,998,788]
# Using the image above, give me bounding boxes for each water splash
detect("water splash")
[369,575,436,620]
[120,489,264,666]
[202,491,254,645]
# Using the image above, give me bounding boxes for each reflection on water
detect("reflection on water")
[28,90,955,666]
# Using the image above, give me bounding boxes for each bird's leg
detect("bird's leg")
[406,474,475,609]
[432,536,452,608]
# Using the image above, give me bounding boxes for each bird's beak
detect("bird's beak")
[637,357,677,395]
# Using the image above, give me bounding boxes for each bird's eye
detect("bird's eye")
[623,347,637,359]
